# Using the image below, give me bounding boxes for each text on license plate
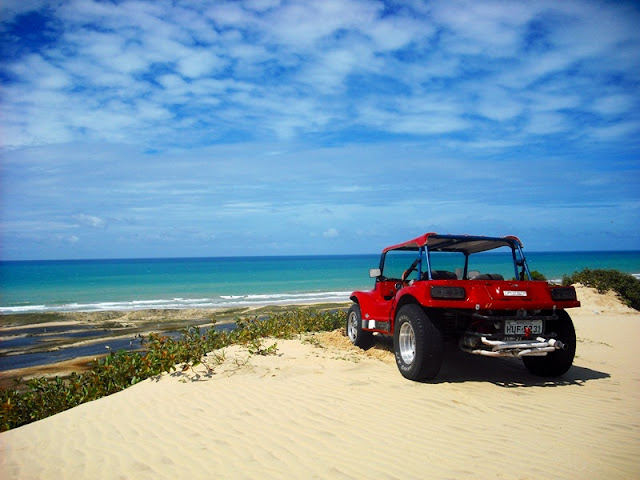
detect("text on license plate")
[504,290,527,297]
[505,320,543,335]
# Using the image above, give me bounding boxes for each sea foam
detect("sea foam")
[0,291,353,314]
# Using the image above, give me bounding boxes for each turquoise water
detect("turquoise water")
[1,252,639,313]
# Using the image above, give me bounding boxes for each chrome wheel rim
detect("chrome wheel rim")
[399,322,416,364]
[347,312,358,343]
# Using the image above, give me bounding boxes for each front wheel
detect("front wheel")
[393,304,443,381]
[346,304,374,350]
[523,310,576,377]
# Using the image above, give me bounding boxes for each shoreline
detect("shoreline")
[3,252,639,316]
[3,274,639,316]
[0,302,350,386]
[0,293,356,315]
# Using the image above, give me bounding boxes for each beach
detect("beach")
[1,285,639,479]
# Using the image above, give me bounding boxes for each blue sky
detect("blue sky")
[1,0,639,260]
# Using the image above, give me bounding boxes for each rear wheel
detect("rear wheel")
[346,304,374,349]
[393,304,443,381]
[523,310,576,377]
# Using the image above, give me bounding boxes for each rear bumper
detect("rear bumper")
[471,312,558,322]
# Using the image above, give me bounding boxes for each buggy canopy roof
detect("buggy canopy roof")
[382,233,523,255]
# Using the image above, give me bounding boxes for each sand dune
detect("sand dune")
[2,286,639,479]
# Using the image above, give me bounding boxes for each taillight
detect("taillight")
[431,286,466,300]
[551,287,577,301]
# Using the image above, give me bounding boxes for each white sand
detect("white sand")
[2,286,639,479]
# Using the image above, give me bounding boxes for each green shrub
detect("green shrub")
[562,268,640,311]
[530,270,547,281]
[0,307,347,432]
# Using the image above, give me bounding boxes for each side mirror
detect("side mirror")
[369,268,381,278]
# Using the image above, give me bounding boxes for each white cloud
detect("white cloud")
[589,121,640,140]
[265,0,380,48]
[73,214,106,228]
[8,54,71,89]
[475,92,524,122]
[359,102,469,135]
[368,14,432,51]
[302,48,364,93]
[525,111,569,135]
[592,95,635,116]
[430,0,536,56]
[331,186,373,193]
[323,228,339,238]
[205,2,252,28]
[244,0,282,13]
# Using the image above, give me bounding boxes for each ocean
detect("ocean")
[1,251,639,314]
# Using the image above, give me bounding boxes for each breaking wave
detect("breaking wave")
[0,291,353,314]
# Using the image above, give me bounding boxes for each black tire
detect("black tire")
[393,304,443,381]
[523,310,576,377]
[346,304,375,350]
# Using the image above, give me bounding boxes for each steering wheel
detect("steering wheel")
[401,258,421,284]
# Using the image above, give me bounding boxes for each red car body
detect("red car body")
[348,233,580,381]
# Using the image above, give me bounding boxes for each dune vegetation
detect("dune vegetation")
[0,308,346,431]
[562,268,640,311]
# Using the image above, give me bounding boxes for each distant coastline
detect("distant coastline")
[1,251,639,314]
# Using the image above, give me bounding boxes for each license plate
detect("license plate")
[504,290,527,297]
[505,320,543,335]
